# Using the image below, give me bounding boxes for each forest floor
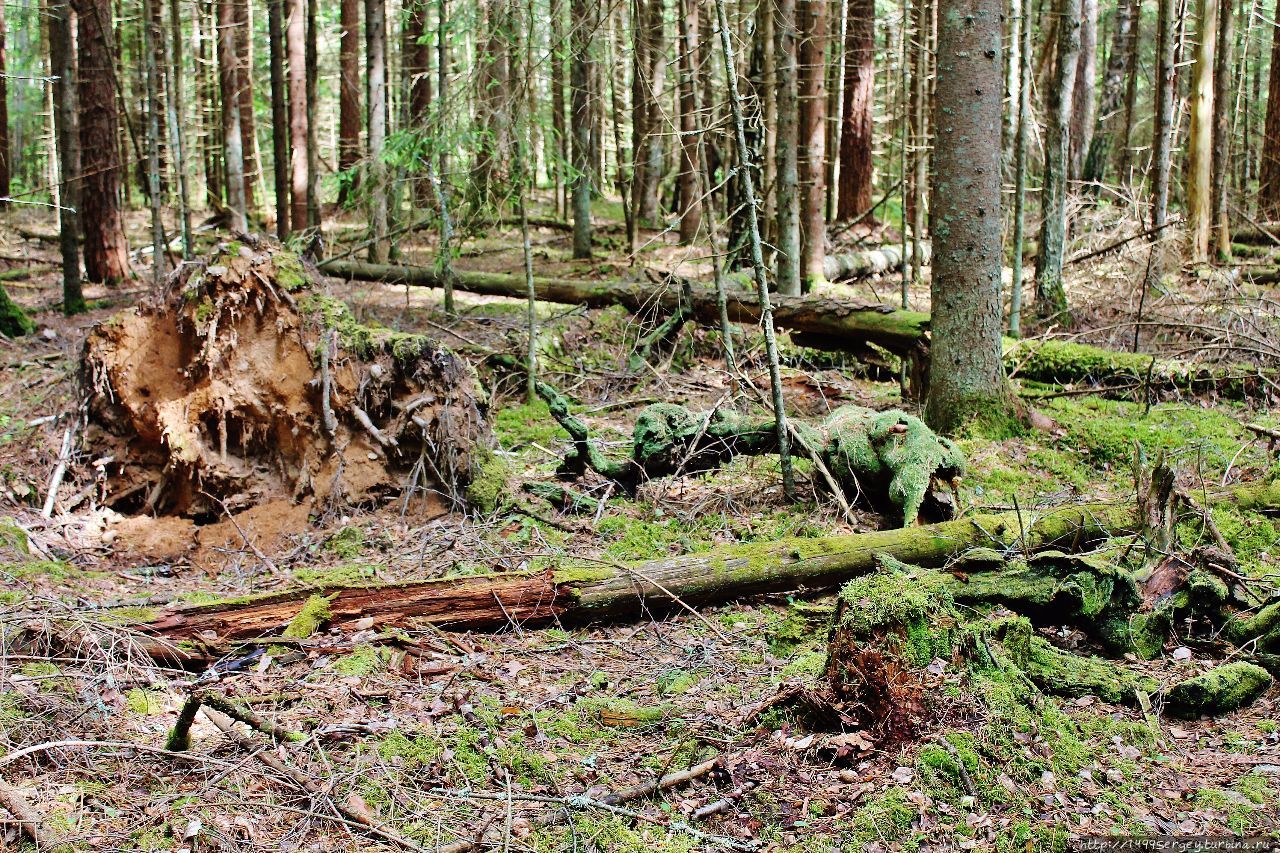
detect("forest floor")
[0,199,1279,851]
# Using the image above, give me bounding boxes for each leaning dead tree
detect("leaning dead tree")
[534,382,965,526]
[83,241,490,517]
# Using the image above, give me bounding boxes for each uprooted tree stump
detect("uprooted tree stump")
[536,382,966,526]
[83,240,490,518]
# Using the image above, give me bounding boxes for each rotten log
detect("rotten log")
[137,479,1280,655]
[320,259,1276,402]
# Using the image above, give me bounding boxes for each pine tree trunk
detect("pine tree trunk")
[74,0,131,284]
[1257,15,1280,217]
[50,0,84,315]
[141,0,166,283]
[1211,0,1233,256]
[305,0,319,225]
[797,0,827,289]
[1008,0,1032,335]
[196,0,223,210]
[1186,0,1218,261]
[338,0,361,200]
[269,0,289,238]
[1034,0,1080,321]
[1068,0,1097,179]
[404,0,431,206]
[147,0,169,193]
[234,0,258,214]
[1083,0,1136,186]
[287,0,309,233]
[924,0,1016,433]
[836,0,874,221]
[570,0,597,258]
[217,0,247,229]
[631,0,665,227]
[774,0,802,295]
[676,0,702,243]
[366,0,389,261]
[1117,0,1142,180]
[1152,0,1178,226]
[166,0,193,256]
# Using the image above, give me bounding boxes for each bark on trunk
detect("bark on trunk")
[1035,0,1081,321]
[1186,0,1218,261]
[74,0,132,285]
[50,0,84,316]
[338,0,361,196]
[924,0,1015,433]
[1068,0,1097,180]
[0,3,9,203]
[676,0,702,244]
[836,0,874,221]
[140,479,1280,654]
[217,0,247,230]
[269,0,289,238]
[775,0,802,295]
[366,0,389,261]
[287,0,309,233]
[1211,0,1234,257]
[570,0,597,258]
[1263,18,1280,217]
[1152,0,1178,226]
[797,0,828,289]
[1083,0,1137,186]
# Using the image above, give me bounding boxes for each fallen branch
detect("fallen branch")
[138,479,1280,654]
[0,774,50,845]
[821,242,930,282]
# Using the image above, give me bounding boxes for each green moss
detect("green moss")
[846,786,918,848]
[125,688,166,715]
[655,668,701,695]
[780,650,827,679]
[990,616,1155,704]
[324,526,366,559]
[377,730,443,767]
[0,283,34,338]
[291,562,379,586]
[332,644,387,676]
[493,399,562,449]
[465,448,515,513]
[1207,503,1280,579]
[0,519,30,555]
[526,814,702,853]
[274,251,309,292]
[836,558,954,663]
[281,593,333,639]
[1165,662,1273,718]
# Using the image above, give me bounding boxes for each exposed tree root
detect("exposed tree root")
[535,381,965,525]
[82,240,490,518]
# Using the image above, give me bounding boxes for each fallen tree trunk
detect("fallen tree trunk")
[321,258,1274,403]
[138,479,1280,657]
[821,242,930,282]
[1006,338,1279,402]
[318,258,933,365]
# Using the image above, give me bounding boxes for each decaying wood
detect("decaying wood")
[139,479,1280,656]
[0,774,50,845]
[821,241,930,282]
[321,258,1274,402]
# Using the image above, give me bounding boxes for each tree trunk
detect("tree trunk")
[1035,0,1081,321]
[305,0,319,225]
[233,0,258,214]
[287,0,309,233]
[570,0,597,258]
[1068,0,1097,179]
[366,0,389,262]
[551,0,567,215]
[1186,0,1218,261]
[676,0,702,244]
[797,0,827,290]
[1083,0,1136,186]
[404,0,431,206]
[74,0,132,284]
[166,0,194,256]
[50,0,84,315]
[774,0,802,295]
[141,0,166,284]
[836,0,874,221]
[1009,0,1032,335]
[1152,0,1178,226]
[924,0,1016,433]
[338,0,361,201]
[217,0,247,230]
[1211,0,1234,257]
[196,0,223,210]
[269,0,289,238]
[0,2,9,204]
[142,479,1280,652]
[1262,17,1280,217]
[1117,0,1143,181]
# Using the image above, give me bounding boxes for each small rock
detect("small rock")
[1172,646,1192,662]
[40,327,58,341]
[891,766,914,784]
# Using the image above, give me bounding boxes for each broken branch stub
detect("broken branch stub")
[83,240,489,518]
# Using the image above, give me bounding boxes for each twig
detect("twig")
[40,425,74,518]
[0,739,241,770]
[600,756,723,805]
[352,405,397,447]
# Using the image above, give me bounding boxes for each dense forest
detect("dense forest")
[0,0,1279,847]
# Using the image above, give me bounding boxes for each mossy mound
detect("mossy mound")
[1165,662,1274,718]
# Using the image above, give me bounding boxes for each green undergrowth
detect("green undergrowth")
[595,504,826,562]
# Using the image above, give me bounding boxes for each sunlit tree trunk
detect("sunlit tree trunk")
[217,0,247,229]
[287,0,309,232]
[571,0,598,257]
[269,0,289,237]
[1151,0,1177,226]
[925,0,1016,434]
[631,0,665,227]
[1186,0,1218,261]
[366,0,389,261]
[233,0,258,214]
[50,0,84,313]
[1211,0,1233,256]
[74,0,132,283]
[404,0,431,205]
[1084,0,1137,185]
[0,3,10,204]
[338,0,361,204]
[1068,0,1097,179]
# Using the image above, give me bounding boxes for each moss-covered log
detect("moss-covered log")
[1006,339,1279,401]
[83,241,489,517]
[139,480,1279,659]
[0,282,33,338]
[1164,662,1274,717]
